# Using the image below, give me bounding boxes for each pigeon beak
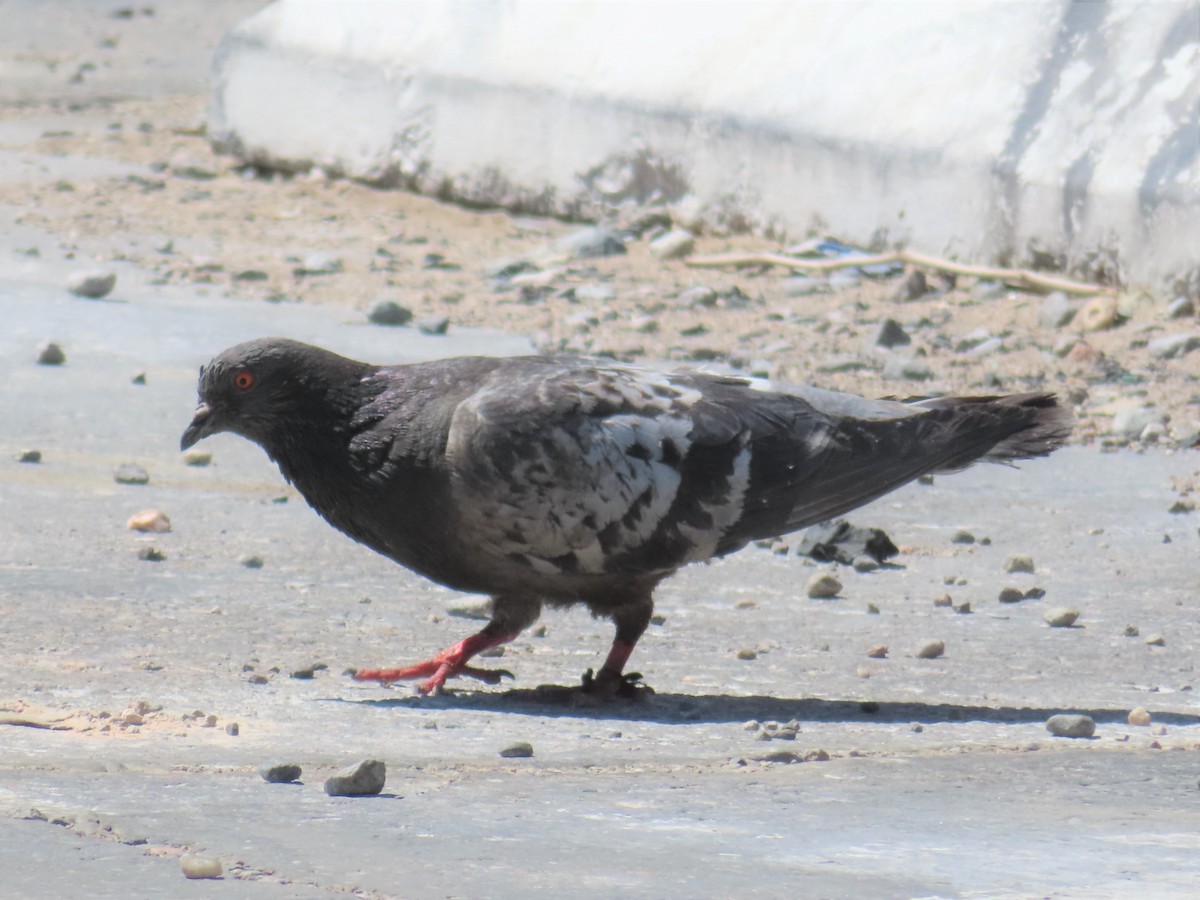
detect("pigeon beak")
[180,402,216,451]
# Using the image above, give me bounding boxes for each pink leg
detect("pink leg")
[598,639,638,679]
[353,629,519,694]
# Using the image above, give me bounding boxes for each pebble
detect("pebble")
[114,463,149,485]
[1110,406,1164,440]
[648,229,695,260]
[1044,607,1080,627]
[126,509,171,533]
[890,269,929,301]
[14,449,42,463]
[67,270,117,299]
[916,640,945,659]
[1077,295,1120,331]
[998,587,1025,603]
[866,644,888,659]
[783,275,829,297]
[555,226,626,260]
[1037,292,1076,329]
[499,742,534,758]
[37,341,66,365]
[852,556,879,573]
[753,750,801,764]
[679,285,717,308]
[881,356,933,381]
[736,648,758,660]
[225,722,239,736]
[933,594,953,607]
[324,759,386,796]
[954,602,973,614]
[260,763,302,783]
[1147,334,1200,360]
[873,318,911,349]
[297,251,343,275]
[806,572,842,599]
[1127,707,1151,726]
[180,855,222,880]
[367,300,413,326]
[971,279,1005,300]
[417,315,450,336]
[1045,714,1096,738]
[1167,296,1195,319]
[131,371,147,385]
[182,449,212,466]
[1003,554,1035,574]
[951,529,975,544]
[866,603,880,615]
[137,546,166,562]
[1144,634,1165,647]
[169,151,218,181]
[240,555,264,569]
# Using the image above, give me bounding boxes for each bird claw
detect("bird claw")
[528,668,655,706]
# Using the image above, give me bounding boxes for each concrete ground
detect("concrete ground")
[1,3,1199,898]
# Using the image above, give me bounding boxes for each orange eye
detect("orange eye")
[234,370,255,390]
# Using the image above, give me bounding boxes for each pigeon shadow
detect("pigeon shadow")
[330,688,1200,728]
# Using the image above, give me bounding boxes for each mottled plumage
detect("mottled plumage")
[182,338,1072,696]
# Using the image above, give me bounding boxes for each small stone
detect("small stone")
[417,315,450,336]
[753,750,801,764]
[1045,714,1096,738]
[240,555,264,569]
[1123,624,1139,637]
[1038,292,1076,329]
[806,572,842,599]
[1167,296,1195,319]
[911,722,924,733]
[1044,607,1080,627]
[998,587,1025,603]
[866,603,880,615]
[169,151,218,180]
[247,673,269,684]
[14,449,42,463]
[122,711,144,726]
[972,280,1005,300]
[137,546,166,562]
[114,463,149,485]
[126,509,171,533]
[232,269,268,282]
[555,226,626,260]
[916,640,945,659]
[182,449,212,466]
[180,855,222,879]
[499,742,534,758]
[1147,334,1200,360]
[736,648,758,660]
[1127,707,1151,727]
[650,613,668,624]
[866,644,888,659]
[324,759,386,796]
[933,593,953,608]
[67,270,117,299]
[891,269,929,301]
[881,356,934,381]
[804,749,831,762]
[368,301,413,326]
[37,342,66,365]
[291,666,316,679]
[852,556,879,573]
[1144,634,1165,647]
[1077,295,1120,331]
[873,318,911,349]
[131,371,146,385]
[260,763,302,783]
[1022,586,1046,600]
[951,529,975,544]
[954,602,972,614]
[1003,554,1035,574]
[1111,406,1165,440]
[225,722,239,736]
[679,285,718,308]
[648,229,695,260]
[743,720,761,732]
[297,251,343,275]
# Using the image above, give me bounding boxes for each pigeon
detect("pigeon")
[181,338,1072,697]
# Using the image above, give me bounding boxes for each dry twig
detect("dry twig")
[683,248,1114,296]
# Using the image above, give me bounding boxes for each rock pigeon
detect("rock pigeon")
[181,338,1072,697]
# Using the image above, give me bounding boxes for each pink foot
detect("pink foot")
[353,630,518,693]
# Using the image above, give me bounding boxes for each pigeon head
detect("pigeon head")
[181,338,369,453]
